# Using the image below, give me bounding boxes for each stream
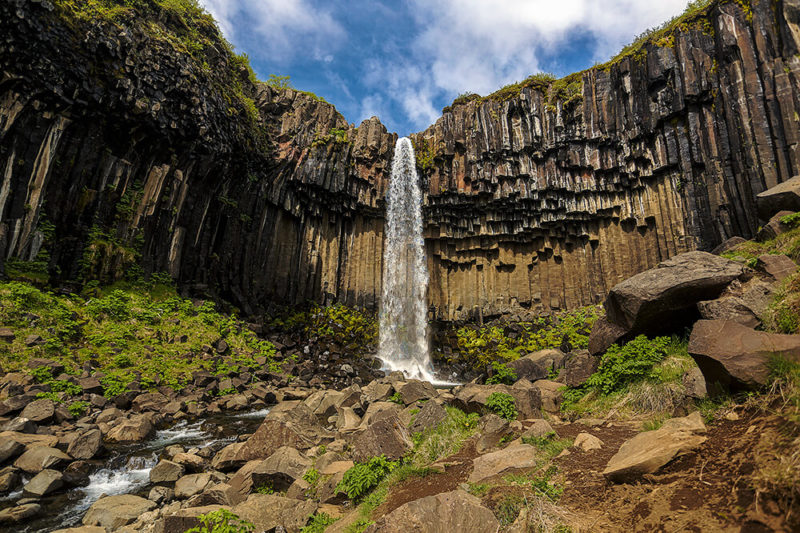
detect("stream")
[3,409,271,533]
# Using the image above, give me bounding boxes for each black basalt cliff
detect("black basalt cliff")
[1,0,800,320]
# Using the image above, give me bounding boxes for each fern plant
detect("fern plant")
[336,455,397,500]
[184,509,254,533]
[485,392,518,420]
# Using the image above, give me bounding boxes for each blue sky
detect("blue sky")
[200,0,693,136]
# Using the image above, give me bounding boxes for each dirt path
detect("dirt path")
[374,413,797,532]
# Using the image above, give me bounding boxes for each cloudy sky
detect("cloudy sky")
[200,0,692,135]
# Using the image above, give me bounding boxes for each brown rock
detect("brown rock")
[236,403,332,462]
[67,429,102,460]
[174,473,213,499]
[23,468,64,496]
[20,398,55,423]
[105,414,155,443]
[469,444,540,483]
[710,236,747,255]
[150,460,185,484]
[574,433,603,451]
[506,349,567,381]
[250,446,312,492]
[396,380,437,405]
[587,318,628,356]
[210,442,245,471]
[132,392,169,412]
[560,349,599,387]
[347,411,412,462]
[0,327,14,343]
[14,446,71,474]
[688,320,800,390]
[475,414,510,453]
[82,494,156,530]
[0,503,41,524]
[757,211,794,241]
[0,438,24,463]
[408,398,447,434]
[233,493,318,533]
[365,490,499,533]
[757,254,797,282]
[531,379,563,412]
[0,466,21,492]
[757,176,800,220]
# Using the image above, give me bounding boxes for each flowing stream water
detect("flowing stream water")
[378,137,439,382]
[5,411,269,533]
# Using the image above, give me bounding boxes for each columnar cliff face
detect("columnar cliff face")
[1,0,800,320]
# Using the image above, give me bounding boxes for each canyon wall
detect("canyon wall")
[1,0,800,320]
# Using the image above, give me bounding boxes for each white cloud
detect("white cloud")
[200,0,344,63]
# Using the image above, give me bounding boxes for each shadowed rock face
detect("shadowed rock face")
[1,1,800,320]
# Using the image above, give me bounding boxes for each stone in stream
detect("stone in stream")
[14,446,71,474]
[82,494,156,530]
[0,466,21,492]
[364,490,499,533]
[150,460,185,484]
[105,414,155,443]
[23,468,64,497]
[67,429,102,460]
[175,473,213,499]
[0,503,42,524]
[235,403,333,462]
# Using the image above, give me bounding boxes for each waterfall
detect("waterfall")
[378,137,436,382]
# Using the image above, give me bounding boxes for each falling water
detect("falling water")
[378,137,436,382]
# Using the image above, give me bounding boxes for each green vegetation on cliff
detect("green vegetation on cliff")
[0,279,281,396]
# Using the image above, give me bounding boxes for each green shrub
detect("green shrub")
[408,408,480,465]
[336,455,398,500]
[485,392,518,420]
[486,361,517,385]
[585,335,671,394]
[780,212,800,228]
[388,392,403,405]
[68,400,89,417]
[303,467,320,485]
[31,366,54,383]
[301,513,338,533]
[50,379,82,396]
[185,509,254,533]
[254,483,274,494]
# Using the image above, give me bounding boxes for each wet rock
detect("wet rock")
[175,473,213,499]
[67,429,102,460]
[757,176,800,219]
[0,503,41,524]
[105,414,155,443]
[14,446,71,474]
[63,460,92,487]
[23,468,63,497]
[507,349,567,381]
[150,460,185,484]
[365,490,499,533]
[689,319,800,390]
[469,444,541,483]
[82,494,156,530]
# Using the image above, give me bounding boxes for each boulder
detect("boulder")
[82,494,156,530]
[0,431,58,448]
[52,527,106,533]
[408,398,447,435]
[233,493,318,533]
[148,485,174,504]
[2,417,37,433]
[475,414,510,453]
[235,403,332,462]
[757,254,797,282]
[0,503,41,524]
[521,419,555,439]
[587,318,629,356]
[454,383,541,419]
[0,466,21,493]
[574,433,603,451]
[682,367,708,399]
[347,411,412,462]
[154,504,223,533]
[0,438,24,463]
[506,349,567,381]
[304,390,344,421]
[591,252,745,354]
[603,413,707,482]
[210,442,245,471]
[688,320,800,390]
[469,443,540,483]
[756,175,800,219]
[14,446,71,474]
[250,446,312,492]
[150,460,185,484]
[531,380,563,412]
[172,452,204,471]
[560,349,599,387]
[63,460,93,487]
[67,429,103,460]
[19,398,55,423]
[396,380,437,405]
[132,392,169,412]
[335,407,362,433]
[360,381,394,404]
[711,236,747,255]
[365,490,499,533]
[357,401,403,429]
[23,468,64,497]
[175,473,213,499]
[757,211,794,241]
[105,415,155,443]
[77,377,104,395]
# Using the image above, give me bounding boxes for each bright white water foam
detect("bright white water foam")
[378,137,436,382]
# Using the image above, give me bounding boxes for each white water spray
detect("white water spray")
[378,137,436,382]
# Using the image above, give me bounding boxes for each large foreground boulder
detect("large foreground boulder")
[233,494,318,533]
[590,252,745,354]
[469,443,541,483]
[347,411,412,462]
[365,490,499,533]
[756,175,800,219]
[603,412,707,482]
[235,403,333,462]
[506,349,567,381]
[82,494,156,529]
[688,320,800,390]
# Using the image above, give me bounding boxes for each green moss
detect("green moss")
[270,303,377,358]
[0,279,281,395]
[411,137,436,173]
